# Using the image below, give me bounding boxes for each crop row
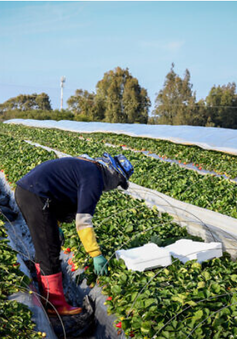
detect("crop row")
[1,123,236,219]
[78,132,237,179]
[1,131,237,338]
[0,135,57,339]
[0,215,43,339]
[2,122,237,178]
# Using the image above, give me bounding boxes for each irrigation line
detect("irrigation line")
[0,209,32,262]
[101,139,237,182]
[0,281,67,339]
[3,204,237,338]
[0,261,66,338]
[152,291,235,337]
[75,201,189,271]
[208,181,237,215]
[2,124,237,186]
[128,184,184,229]
[125,247,227,320]
[127,185,216,242]
[96,220,179,276]
[185,301,237,339]
[163,198,237,246]
[14,130,237,226]
[0,209,60,312]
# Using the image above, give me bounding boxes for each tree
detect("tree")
[67,89,96,121]
[152,64,196,125]
[0,93,52,112]
[35,93,52,111]
[205,83,237,128]
[192,99,208,126]
[96,67,150,123]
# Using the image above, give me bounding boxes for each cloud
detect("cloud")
[140,40,185,53]
[165,40,185,52]
[0,2,89,37]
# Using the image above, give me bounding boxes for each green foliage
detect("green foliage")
[1,123,236,218]
[67,89,96,121]
[67,67,151,124]
[0,93,52,112]
[152,63,196,125]
[0,109,74,122]
[151,64,237,129]
[0,219,42,338]
[1,123,237,338]
[205,83,237,129]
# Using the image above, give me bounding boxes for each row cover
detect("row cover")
[27,140,237,259]
[1,124,236,219]
[2,122,237,179]
[5,119,237,155]
[2,123,237,337]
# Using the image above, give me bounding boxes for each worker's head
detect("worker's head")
[95,152,134,191]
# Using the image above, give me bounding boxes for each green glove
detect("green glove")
[93,255,108,276]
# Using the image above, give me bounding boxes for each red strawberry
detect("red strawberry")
[107,296,112,301]
[84,265,89,271]
[68,258,73,265]
[116,322,122,328]
[67,248,71,253]
[13,263,20,268]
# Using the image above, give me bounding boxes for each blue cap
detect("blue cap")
[96,152,134,189]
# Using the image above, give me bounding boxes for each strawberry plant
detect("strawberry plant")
[1,123,236,218]
[2,123,237,178]
[0,216,42,338]
[1,123,237,338]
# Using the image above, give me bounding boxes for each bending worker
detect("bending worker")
[15,152,134,316]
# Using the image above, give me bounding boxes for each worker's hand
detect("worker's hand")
[93,255,108,276]
[59,227,65,246]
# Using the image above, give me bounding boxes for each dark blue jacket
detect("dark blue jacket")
[17,157,104,221]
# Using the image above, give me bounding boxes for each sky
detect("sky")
[0,1,237,113]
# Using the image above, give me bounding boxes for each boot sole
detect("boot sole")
[47,307,83,316]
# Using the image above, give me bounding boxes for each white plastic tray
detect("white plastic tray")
[115,243,172,272]
[165,239,222,264]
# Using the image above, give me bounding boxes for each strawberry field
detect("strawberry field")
[1,121,237,338]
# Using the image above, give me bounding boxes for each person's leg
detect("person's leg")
[15,185,61,275]
[15,185,82,315]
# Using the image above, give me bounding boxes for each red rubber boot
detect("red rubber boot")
[41,272,82,315]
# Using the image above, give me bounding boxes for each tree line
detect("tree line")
[1,65,237,128]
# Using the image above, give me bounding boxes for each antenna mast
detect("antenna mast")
[60,76,66,111]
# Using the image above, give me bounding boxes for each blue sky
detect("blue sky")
[0,1,237,113]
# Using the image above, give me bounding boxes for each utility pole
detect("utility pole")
[60,76,66,111]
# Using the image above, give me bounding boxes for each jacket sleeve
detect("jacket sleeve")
[76,176,103,258]
[76,213,101,258]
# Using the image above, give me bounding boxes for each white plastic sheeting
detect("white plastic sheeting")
[5,119,237,155]
[127,182,237,258]
[0,174,57,339]
[24,141,237,259]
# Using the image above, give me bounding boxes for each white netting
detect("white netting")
[5,119,237,155]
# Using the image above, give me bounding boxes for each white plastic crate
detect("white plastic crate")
[115,243,172,272]
[165,239,222,264]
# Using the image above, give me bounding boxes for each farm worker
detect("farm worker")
[15,152,134,316]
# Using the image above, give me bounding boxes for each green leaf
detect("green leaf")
[230,274,237,282]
